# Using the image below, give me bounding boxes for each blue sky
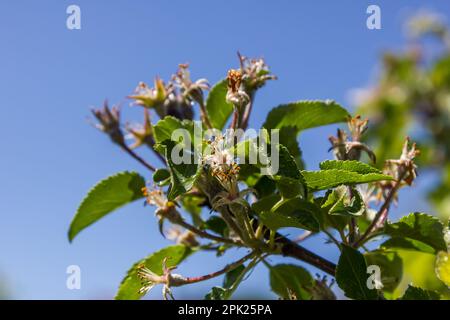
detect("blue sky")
[0,0,449,299]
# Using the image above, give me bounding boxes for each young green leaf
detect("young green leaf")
[319,160,382,174]
[153,116,196,145]
[156,139,201,200]
[381,237,435,254]
[204,286,229,300]
[263,100,350,131]
[302,169,392,191]
[399,285,441,300]
[153,168,171,185]
[322,185,365,216]
[269,264,314,300]
[205,79,233,130]
[384,212,447,253]
[68,171,145,242]
[253,196,320,232]
[223,265,246,289]
[115,245,191,300]
[336,245,379,300]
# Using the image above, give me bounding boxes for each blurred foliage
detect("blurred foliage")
[356,12,450,298]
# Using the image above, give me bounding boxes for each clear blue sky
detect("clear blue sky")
[0,0,448,299]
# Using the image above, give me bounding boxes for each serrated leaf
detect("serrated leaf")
[384,213,447,253]
[205,287,228,300]
[278,126,304,169]
[153,168,170,184]
[269,264,314,300]
[399,285,440,300]
[223,265,246,289]
[302,169,392,191]
[204,216,228,237]
[68,171,145,242]
[263,100,350,131]
[364,250,403,293]
[235,141,305,199]
[157,140,201,200]
[336,245,379,300]
[115,245,191,300]
[381,237,435,254]
[251,194,280,215]
[205,79,233,129]
[153,116,195,144]
[435,251,450,288]
[254,196,320,232]
[322,185,365,216]
[320,160,382,174]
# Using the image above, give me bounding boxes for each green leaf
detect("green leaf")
[381,237,435,254]
[384,213,447,253]
[319,160,382,174]
[255,197,320,232]
[153,116,196,145]
[205,79,233,129]
[115,245,191,300]
[204,216,228,237]
[364,250,403,293]
[322,186,365,217]
[400,285,440,300]
[263,100,350,131]
[223,265,246,289]
[68,172,145,242]
[205,263,250,300]
[181,194,204,225]
[278,126,304,169]
[269,264,314,300]
[156,140,201,200]
[336,245,379,300]
[205,287,228,300]
[302,169,392,191]
[271,145,306,199]
[234,141,306,198]
[251,194,280,215]
[253,175,277,198]
[153,168,170,185]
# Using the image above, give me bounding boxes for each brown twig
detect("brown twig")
[121,144,157,172]
[183,251,256,284]
[175,218,242,246]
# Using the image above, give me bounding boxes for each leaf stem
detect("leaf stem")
[199,100,213,130]
[240,92,255,130]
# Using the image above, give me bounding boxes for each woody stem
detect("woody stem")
[183,251,256,284]
[121,144,156,172]
[175,217,242,246]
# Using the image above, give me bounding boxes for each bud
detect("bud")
[125,109,153,149]
[91,101,124,145]
[329,116,376,162]
[226,69,250,108]
[384,137,420,185]
[173,63,209,107]
[238,52,277,91]
[128,78,167,111]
